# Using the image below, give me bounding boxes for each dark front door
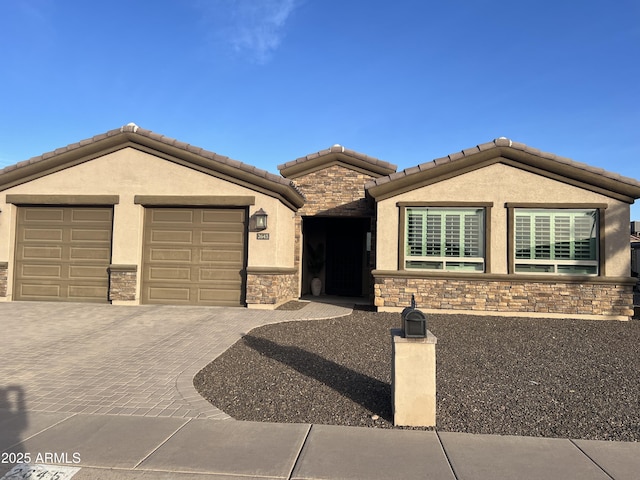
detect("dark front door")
[325,218,366,296]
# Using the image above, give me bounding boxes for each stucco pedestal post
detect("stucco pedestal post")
[391,328,437,427]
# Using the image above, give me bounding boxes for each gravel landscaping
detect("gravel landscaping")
[194,306,640,441]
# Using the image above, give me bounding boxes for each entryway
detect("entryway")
[302,217,371,298]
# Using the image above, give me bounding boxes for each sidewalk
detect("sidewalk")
[1,301,639,479]
[1,411,639,480]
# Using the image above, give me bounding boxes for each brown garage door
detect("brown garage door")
[14,206,113,302]
[141,207,247,306]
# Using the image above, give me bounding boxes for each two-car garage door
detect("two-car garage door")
[13,206,247,306]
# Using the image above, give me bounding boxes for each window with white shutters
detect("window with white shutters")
[405,208,485,271]
[514,209,598,274]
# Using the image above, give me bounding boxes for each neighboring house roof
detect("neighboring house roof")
[278,144,397,179]
[632,234,640,244]
[0,123,305,210]
[365,137,640,203]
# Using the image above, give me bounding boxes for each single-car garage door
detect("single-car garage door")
[141,207,247,306]
[14,206,113,302]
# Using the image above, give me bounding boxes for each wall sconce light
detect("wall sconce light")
[253,208,268,231]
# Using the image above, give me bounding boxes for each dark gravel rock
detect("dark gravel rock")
[193,310,640,441]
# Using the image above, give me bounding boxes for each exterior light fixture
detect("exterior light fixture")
[254,208,268,231]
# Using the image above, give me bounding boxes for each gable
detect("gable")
[279,144,397,179]
[0,124,305,210]
[366,138,640,203]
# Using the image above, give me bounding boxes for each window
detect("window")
[514,209,598,275]
[404,207,485,271]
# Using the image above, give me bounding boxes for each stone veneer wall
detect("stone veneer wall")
[246,271,298,306]
[374,276,635,318]
[291,164,378,299]
[294,164,376,217]
[0,262,7,297]
[108,266,137,302]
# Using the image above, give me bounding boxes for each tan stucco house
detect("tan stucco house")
[1,125,639,319]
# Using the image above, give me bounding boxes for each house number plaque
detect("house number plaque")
[256,233,270,240]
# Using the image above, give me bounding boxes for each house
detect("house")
[1,125,639,320]
[632,221,640,278]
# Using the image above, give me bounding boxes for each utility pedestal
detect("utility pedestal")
[391,328,437,427]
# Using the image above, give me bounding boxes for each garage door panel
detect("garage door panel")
[20,283,61,298]
[21,265,62,278]
[200,249,243,263]
[21,246,63,260]
[151,209,194,223]
[70,228,112,242]
[199,268,242,282]
[70,208,113,222]
[201,210,244,223]
[69,265,108,279]
[149,248,192,262]
[23,228,64,242]
[142,207,246,306]
[69,246,111,260]
[68,285,109,299]
[199,288,242,304]
[150,230,194,243]
[148,267,192,280]
[23,208,65,222]
[147,287,192,302]
[14,206,112,302]
[201,231,244,244]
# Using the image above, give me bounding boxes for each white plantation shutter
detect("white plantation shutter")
[407,212,423,256]
[405,208,484,271]
[514,209,598,274]
[425,214,442,256]
[464,212,482,257]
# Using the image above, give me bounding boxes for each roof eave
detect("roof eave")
[366,145,640,203]
[279,149,397,179]
[0,128,306,210]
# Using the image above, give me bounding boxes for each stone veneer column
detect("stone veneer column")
[246,268,298,308]
[108,265,137,302]
[0,262,7,298]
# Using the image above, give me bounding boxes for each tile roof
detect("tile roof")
[278,144,397,177]
[365,138,640,200]
[0,123,305,205]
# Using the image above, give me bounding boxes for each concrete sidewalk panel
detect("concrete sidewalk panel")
[573,439,640,480]
[439,432,611,480]
[2,414,188,469]
[139,419,309,478]
[72,467,267,479]
[291,424,455,480]
[0,410,73,451]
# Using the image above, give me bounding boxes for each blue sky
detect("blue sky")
[1,0,639,219]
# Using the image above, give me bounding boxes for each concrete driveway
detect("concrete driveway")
[0,301,352,420]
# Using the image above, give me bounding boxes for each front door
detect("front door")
[325,218,366,296]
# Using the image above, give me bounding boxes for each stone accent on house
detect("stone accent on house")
[108,265,137,302]
[374,274,636,319]
[246,269,298,307]
[0,262,7,297]
[294,164,376,217]
[291,164,380,298]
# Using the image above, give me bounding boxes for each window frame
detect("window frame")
[506,203,607,276]
[398,202,493,273]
